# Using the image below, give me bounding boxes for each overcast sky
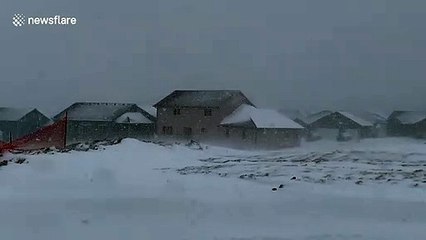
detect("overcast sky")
[1,0,425,116]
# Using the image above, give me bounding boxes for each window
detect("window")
[173,108,181,115]
[162,126,173,135]
[183,127,192,136]
[204,109,212,116]
[242,129,247,139]
[225,128,230,138]
[201,128,207,134]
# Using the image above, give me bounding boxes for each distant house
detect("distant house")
[293,110,333,140]
[53,102,156,144]
[219,104,304,149]
[308,111,374,141]
[353,111,388,137]
[0,107,51,142]
[296,110,333,128]
[154,90,254,139]
[387,111,426,138]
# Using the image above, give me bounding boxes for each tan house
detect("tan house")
[154,90,254,140]
[219,104,304,149]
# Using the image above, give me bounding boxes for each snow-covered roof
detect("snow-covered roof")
[139,105,157,118]
[353,111,387,124]
[395,111,426,124]
[115,112,153,124]
[302,110,333,124]
[220,104,303,129]
[0,107,34,121]
[53,102,155,122]
[61,103,134,121]
[154,90,254,108]
[337,111,373,127]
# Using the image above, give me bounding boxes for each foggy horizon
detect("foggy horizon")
[2,0,426,116]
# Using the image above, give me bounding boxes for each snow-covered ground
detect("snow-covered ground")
[0,138,425,240]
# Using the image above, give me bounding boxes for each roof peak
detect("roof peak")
[172,89,242,93]
[154,89,252,108]
[73,102,136,106]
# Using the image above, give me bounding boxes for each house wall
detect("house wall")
[314,128,361,140]
[373,123,387,138]
[309,112,374,139]
[0,111,51,141]
[387,119,426,138]
[0,121,17,141]
[156,98,249,140]
[310,113,362,129]
[66,121,154,145]
[16,110,51,138]
[217,127,302,149]
[256,128,302,148]
[387,118,405,136]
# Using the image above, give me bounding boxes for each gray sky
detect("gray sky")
[1,0,425,116]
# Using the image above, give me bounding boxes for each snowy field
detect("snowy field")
[0,138,425,240]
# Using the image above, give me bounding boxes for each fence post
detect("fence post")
[63,112,68,148]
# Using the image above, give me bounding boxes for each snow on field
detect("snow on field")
[0,138,425,240]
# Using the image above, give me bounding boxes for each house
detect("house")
[387,111,426,138]
[293,110,333,140]
[308,111,374,141]
[154,90,254,140]
[296,110,333,128]
[219,104,304,149]
[353,111,388,137]
[53,102,156,144]
[0,107,51,142]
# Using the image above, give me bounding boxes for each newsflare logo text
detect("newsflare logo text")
[12,14,77,27]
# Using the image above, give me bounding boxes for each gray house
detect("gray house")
[220,104,304,149]
[0,107,51,142]
[387,111,426,138]
[154,90,254,140]
[308,111,374,141]
[53,102,156,144]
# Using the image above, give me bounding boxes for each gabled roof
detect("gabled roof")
[0,107,36,121]
[139,105,157,117]
[115,112,153,124]
[308,111,373,128]
[353,111,387,124]
[336,111,373,127]
[53,102,155,122]
[389,111,426,124]
[220,104,304,129]
[302,110,333,124]
[154,90,254,108]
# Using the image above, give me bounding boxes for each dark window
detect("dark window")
[204,109,212,116]
[183,127,192,136]
[162,126,173,135]
[242,129,247,139]
[173,108,181,115]
[225,128,230,137]
[201,128,207,133]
